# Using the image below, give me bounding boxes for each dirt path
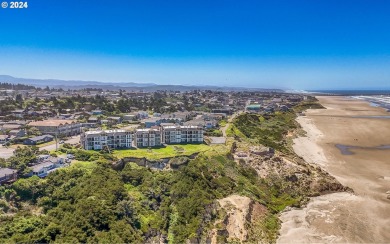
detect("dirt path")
[221,111,242,138]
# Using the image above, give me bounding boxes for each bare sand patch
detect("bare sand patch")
[292,116,327,167]
[217,195,252,242]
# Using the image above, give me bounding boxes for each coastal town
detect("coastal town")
[0,83,307,183]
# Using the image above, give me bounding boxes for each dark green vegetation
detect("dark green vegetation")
[0,151,299,243]
[294,97,325,112]
[229,112,297,153]
[204,129,223,137]
[0,82,36,90]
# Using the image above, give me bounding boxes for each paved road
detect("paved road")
[0,135,81,159]
[40,135,80,152]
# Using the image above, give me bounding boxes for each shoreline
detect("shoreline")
[278,96,390,243]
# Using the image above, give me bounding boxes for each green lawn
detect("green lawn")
[218,119,227,127]
[113,144,211,159]
[36,140,57,148]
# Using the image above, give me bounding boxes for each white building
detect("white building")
[81,129,133,150]
[135,128,162,147]
[162,125,203,144]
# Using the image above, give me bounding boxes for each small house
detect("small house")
[24,135,54,145]
[91,110,103,115]
[9,129,26,138]
[31,162,56,178]
[0,168,17,184]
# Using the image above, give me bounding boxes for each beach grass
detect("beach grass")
[70,160,98,171]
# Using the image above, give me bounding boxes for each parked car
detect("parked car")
[66,154,75,159]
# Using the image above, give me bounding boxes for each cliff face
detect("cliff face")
[208,195,271,244]
[246,154,351,198]
[203,150,351,243]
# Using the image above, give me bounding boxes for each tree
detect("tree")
[12,176,43,201]
[28,127,42,136]
[15,94,24,103]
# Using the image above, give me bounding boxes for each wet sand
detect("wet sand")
[278,96,390,243]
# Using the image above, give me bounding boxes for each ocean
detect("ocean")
[308,90,390,95]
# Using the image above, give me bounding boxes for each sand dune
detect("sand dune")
[278,96,390,243]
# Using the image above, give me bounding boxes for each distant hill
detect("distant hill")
[0,75,284,92]
[0,75,156,88]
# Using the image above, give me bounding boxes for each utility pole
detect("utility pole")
[55,131,58,151]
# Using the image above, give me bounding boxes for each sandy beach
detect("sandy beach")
[278,96,390,243]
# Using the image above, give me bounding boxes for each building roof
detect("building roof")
[28,120,77,127]
[136,128,160,132]
[12,109,25,113]
[247,104,262,109]
[0,168,16,177]
[27,135,54,142]
[0,135,8,139]
[85,129,127,135]
[31,162,54,172]
[163,125,202,129]
[2,124,22,129]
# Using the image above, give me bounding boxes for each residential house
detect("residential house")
[1,123,22,132]
[107,116,122,125]
[137,111,149,119]
[91,110,103,115]
[31,162,56,178]
[87,116,100,124]
[212,108,234,115]
[9,129,26,138]
[29,157,67,178]
[123,114,137,122]
[10,109,26,118]
[0,168,17,184]
[144,118,161,128]
[246,104,262,112]
[24,135,54,145]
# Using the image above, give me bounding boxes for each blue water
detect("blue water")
[309,90,390,95]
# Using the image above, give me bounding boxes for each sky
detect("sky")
[0,0,390,89]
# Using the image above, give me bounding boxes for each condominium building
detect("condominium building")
[28,120,82,136]
[162,125,203,144]
[81,129,133,150]
[135,128,162,148]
